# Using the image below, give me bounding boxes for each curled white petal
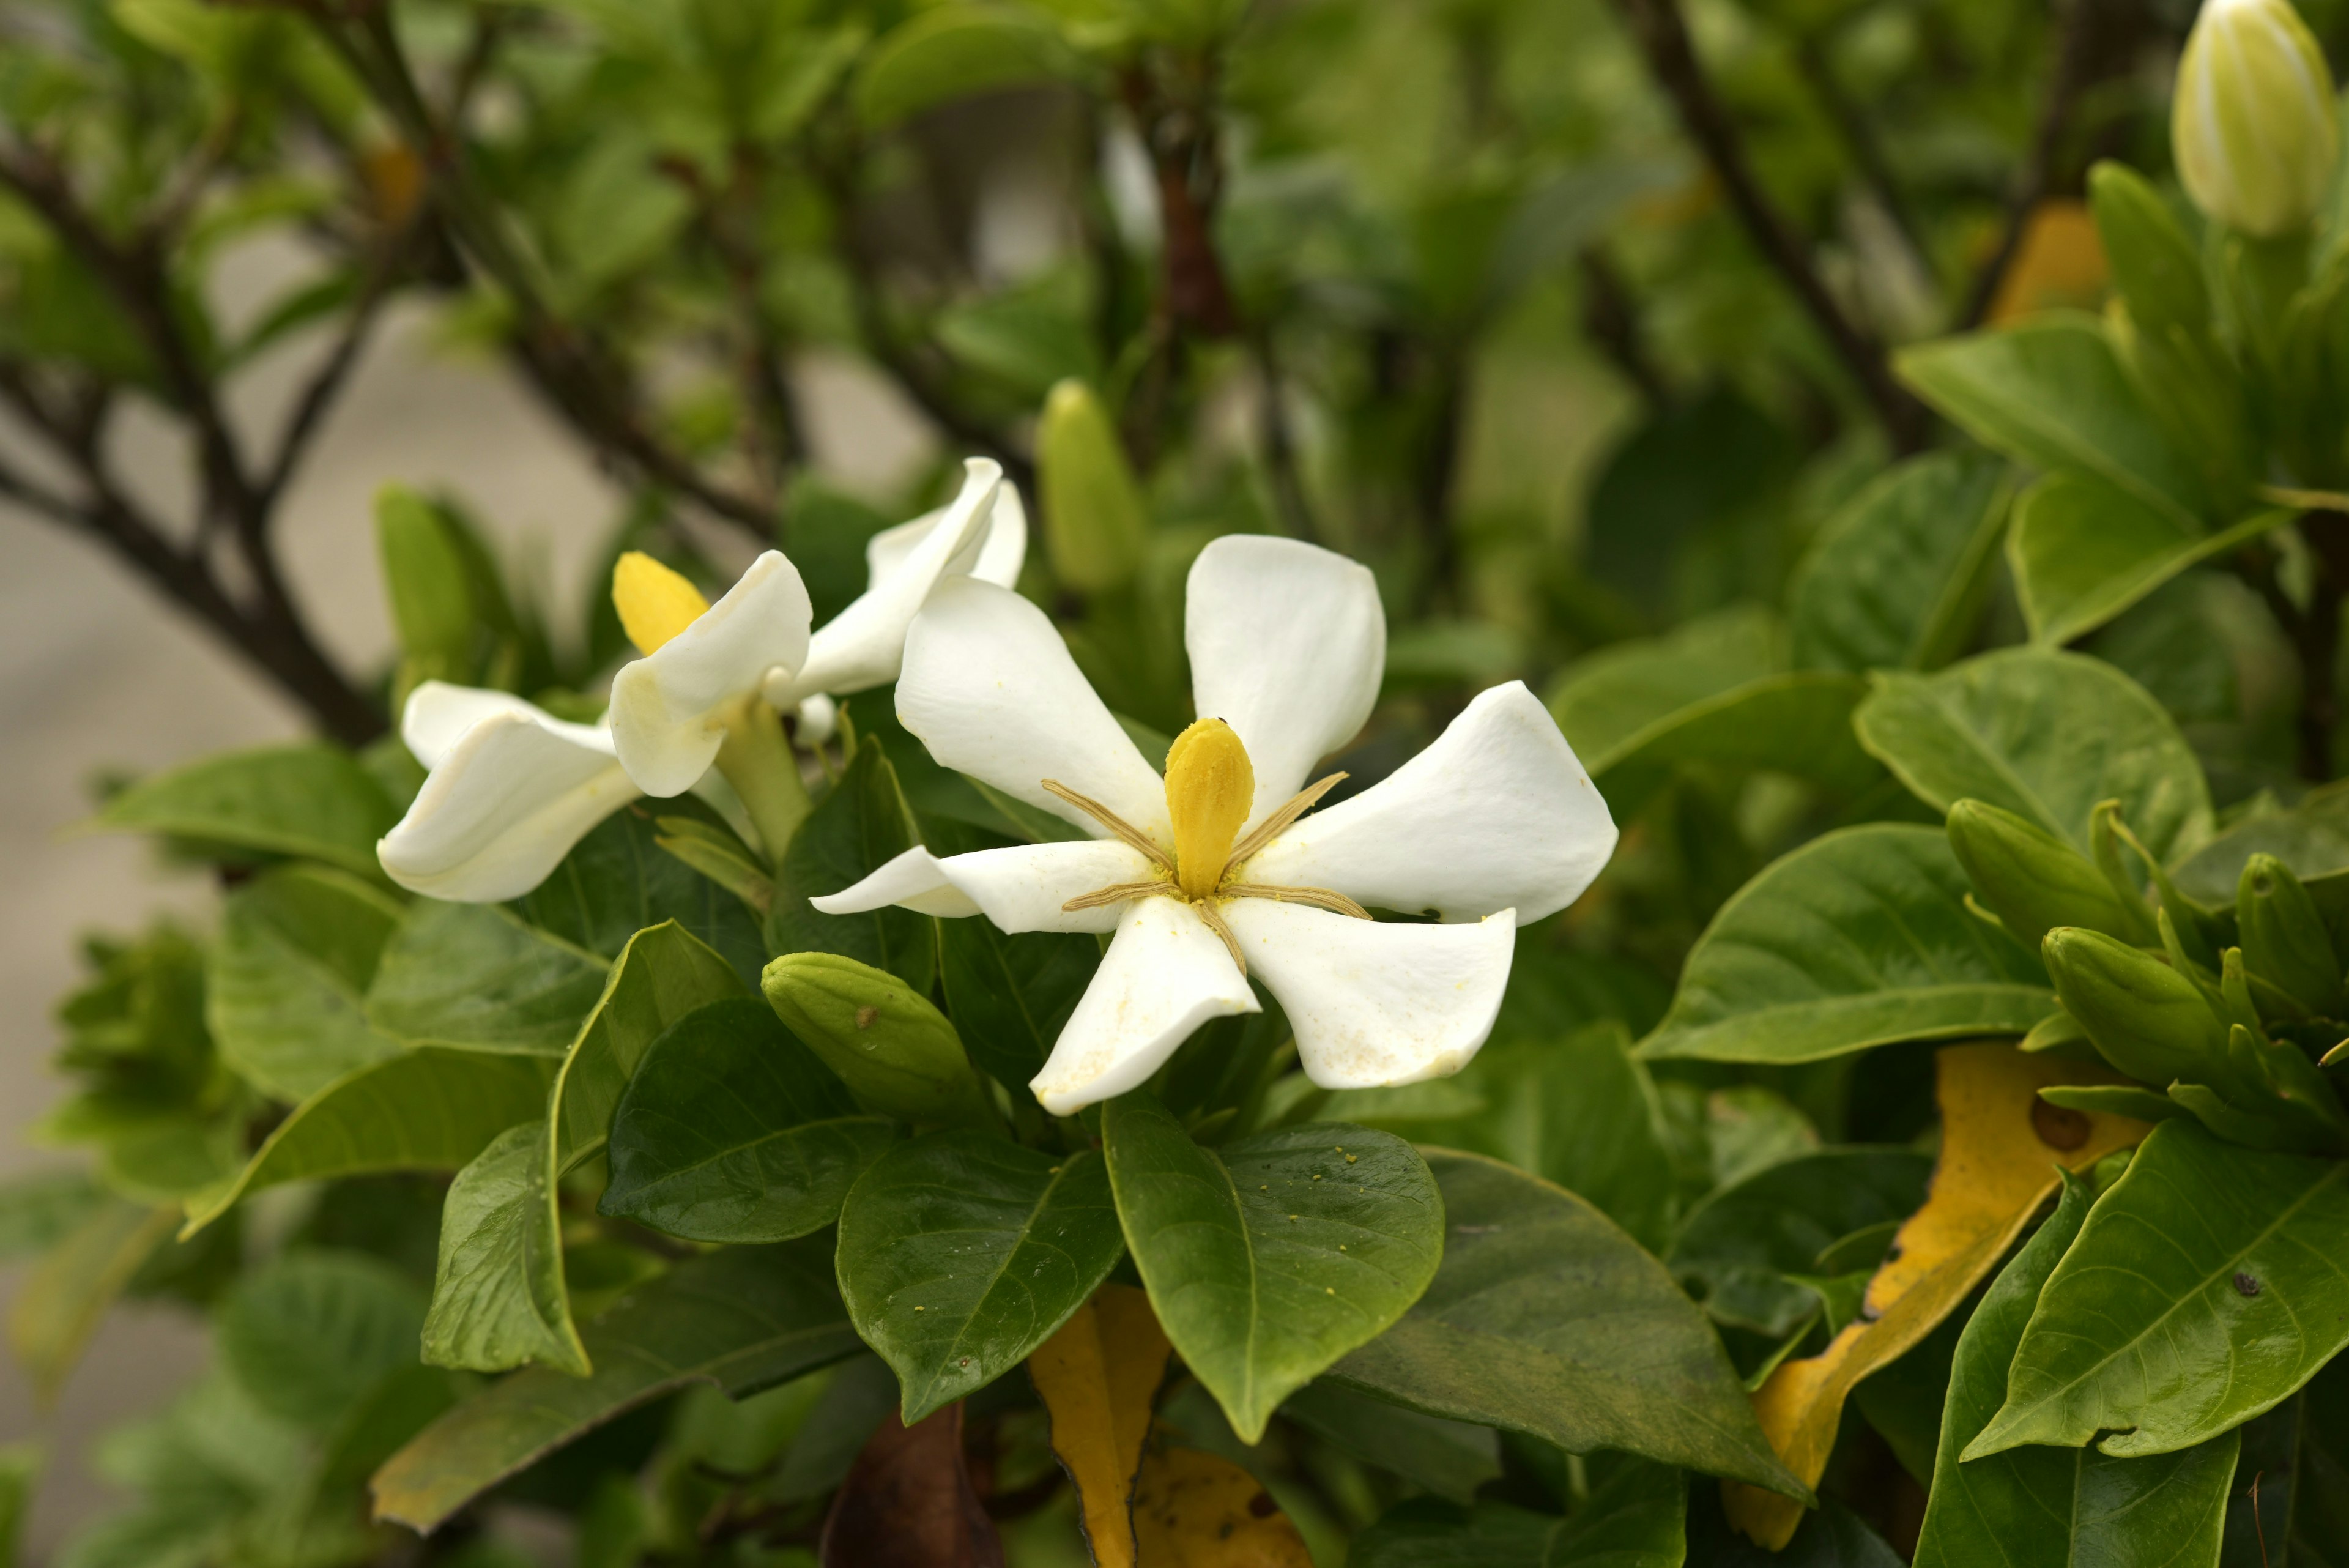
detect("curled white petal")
[863,476,1028,592]
[401,681,609,771]
[896,577,1171,842]
[1186,535,1385,822]
[811,839,1152,933]
[1031,896,1258,1114]
[379,708,637,902]
[1244,681,1616,924]
[1223,901,1514,1090]
[774,459,1003,706]
[610,551,813,798]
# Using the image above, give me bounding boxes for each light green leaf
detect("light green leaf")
[1349,1460,1685,1567]
[420,1120,583,1377]
[367,902,610,1053]
[95,743,396,877]
[548,922,747,1176]
[1790,450,2013,674]
[2009,473,2288,647]
[1640,825,2056,1065]
[1587,673,1880,819]
[1103,1096,1443,1443]
[836,1132,1125,1423]
[373,1239,859,1533]
[854,6,1078,127]
[1894,318,2210,529]
[1546,604,1784,766]
[1329,1150,1802,1495]
[1668,1148,1934,1339]
[1854,647,2213,859]
[207,864,403,1101]
[219,1250,429,1432]
[1915,1171,2240,1566]
[769,738,935,994]
[761,952,995,1128]
[1969,1119,2349,1460]
[601,997,894,1243]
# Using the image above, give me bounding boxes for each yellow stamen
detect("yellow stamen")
[612,551,710,655]
[1165,718,1253,901]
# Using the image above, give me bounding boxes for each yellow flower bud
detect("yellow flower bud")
[2173,0,2340,238]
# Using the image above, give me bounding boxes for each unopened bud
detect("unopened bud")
[1037,380,1149,594]
[2043,927,2230,1085]
[2173,0,2340,239]
[2238,854,2344,1017]
[1948,800,2146,951]
[762,953,997,1129]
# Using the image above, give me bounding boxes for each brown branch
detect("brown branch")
[1605,0,1928,451]
[1959,0,2100,329]
[1794,31,1929,272]
[1578,246,1674,409]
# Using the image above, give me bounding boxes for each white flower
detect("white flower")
[377,459,1020,900]
[814,535,1619,1114]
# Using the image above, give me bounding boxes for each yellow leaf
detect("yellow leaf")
[1132,1446,1313,1568]
[1986,199,2109,325]
[1029,1284,1172,1568]
[1722,1042,2148,1548]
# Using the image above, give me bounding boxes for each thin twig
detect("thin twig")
[1605,0,1927,451]
[1578,246,1674,408]
[1960,0,2099,329]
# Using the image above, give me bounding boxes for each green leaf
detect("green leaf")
[1640,825,2056,1065]
[421,1121,582,1377]
[1914,1171,2241,1566]
[761,953,995,1128]
[2295,1354,2349,1566]
[8,1199,177,1399]
[937,917,1098,1101]
[0,1171,106,1260]
[376,486,476,666]
[854,6,1077,128]
[1586,673,1880,819]
[1353,1462,1683,1566]
[1037,379,1151,594]
[1546,604,1784,766]
[1668,1149,1934,1338]
[372,1239,860,1533]
[183,1048,555,1235]
[219,1250,429,1432]
[1855,647,2213,860]
[513,801,764,987]
[769,738,935,994]
[1277,1382,1501,1504]
[95,743,396,877]
[2008,473,2287,647]
[367,902,611,1053]
[1329,1150,1802,1495]
[207,864,403,1101]
[1790,450,2013,674]
[836,1132,1125,1423]
[1969,1118,2349,1461]
[1894,318,2210,529]
[1102,1096,1443,1443]
[601,997,894,1243]
[2175,784,2349,907]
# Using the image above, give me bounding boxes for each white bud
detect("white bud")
[2173,0,2340,238]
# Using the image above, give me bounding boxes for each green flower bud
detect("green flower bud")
[2173,0,2340,239]
[1037,379,1149,595]
[2042,927,2230,1085]
[761,953,998,1129]
[376,486,475,667]
[1948,800,2147,951]
[2238,853,2345,1016]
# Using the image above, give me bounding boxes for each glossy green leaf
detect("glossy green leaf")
[548,922,748,1175]
[1970,1119,2349,1460]
[937,916,1097,1101]
[1790,450,2012,674]
[366,902,610,1053]
[769,738,935,994]
[837,1132,1125,1423]
[1915,1171,2240,1567]
[207,864,403,1101]
[601,997,894,1243]
[373,1239,860,1533]
[1588,672,1879,818]
[511,800,764,987]
[420,1120,584,1377]
[1102,1096,1443,1443]
[1894,318,2210,529]
[1854,648,2213,860]
[1546,604,1784,766]
[183,1048,555,1235]
[853,6,1076,128]
[1330,1150,1802,1495]
[1641,825,2055,1064]
[2008,473,2286,648]
[219,1250,429,1432]
[1278,1381,1501,1504]
[95,743,396,877]
[761,952,995,1128]
[1669,1148,1934,1338]
[1349,1459,1685,1566]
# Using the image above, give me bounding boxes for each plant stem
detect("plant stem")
[715,699,813,867]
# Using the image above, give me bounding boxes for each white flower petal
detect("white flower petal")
[811,839,1152,932]
[401,681,611,771]
[378,711,639,901]
[1186,535,1386,819]
[777,459,1003,705]
[610,551,813,797]
[862,475,1026,591]
[1223,901,1514,1090]
[1031,896,1258,1114]
[897,577,1171,841]
[1243,682,1616,924]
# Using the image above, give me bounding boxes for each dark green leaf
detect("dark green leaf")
[770,738,935,994]
[937,917,1098,1101]
[548,922,748,1176]
[1588,672,1880,819]
[1349,1460,1685,1566]
[1668,1148,1934,1339]
[1790,450,2011,674]
[207,864,403,1100]
[219,1250,429,1432]
[513,801,764,987]
[96,743,396,877]
[367,903,610,1053]
[1547,605,1784,767]
[1278,1381,1501,1504]
[2293,1355,2349,1566]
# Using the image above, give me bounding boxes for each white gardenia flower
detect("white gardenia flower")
[815,535,1619,1115]
[377,459,1020,901]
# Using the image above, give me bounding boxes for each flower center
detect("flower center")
[1165,718,1255,900]
[613,552,710,655]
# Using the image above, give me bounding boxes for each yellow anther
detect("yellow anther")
[1165,718,1253,900]
[612,551,710,655]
